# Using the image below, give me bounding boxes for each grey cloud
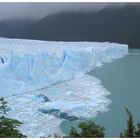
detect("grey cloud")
[0,3,112,20]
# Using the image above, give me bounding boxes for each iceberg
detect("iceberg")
[0,38,128,96]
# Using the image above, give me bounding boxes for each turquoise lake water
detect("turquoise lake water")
[61,49,140,137]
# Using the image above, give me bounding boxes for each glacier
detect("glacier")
[0,38,128,137]
[0,38,128,96]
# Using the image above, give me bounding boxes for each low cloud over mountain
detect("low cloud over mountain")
[0,3,140,48]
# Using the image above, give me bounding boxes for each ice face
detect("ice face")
[0,38,128,96]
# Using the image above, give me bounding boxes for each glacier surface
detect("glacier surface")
[0,38,128,137]
[6,74,111,137]
[0,38,128,96]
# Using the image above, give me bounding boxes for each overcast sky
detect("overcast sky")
[0,3,116,20]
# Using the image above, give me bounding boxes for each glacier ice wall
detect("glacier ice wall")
[0,38,128,96]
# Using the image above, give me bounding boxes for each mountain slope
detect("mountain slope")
[0,4,140,48]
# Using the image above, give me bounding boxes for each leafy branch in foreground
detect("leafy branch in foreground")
[0,97,26,138]
[120,108,140,138]
[68,120,105,138]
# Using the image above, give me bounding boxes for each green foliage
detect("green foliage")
[120,108,135,137]
[134,122,140,137]
[0,97,26,138]
[0,97,8,115]
[0,116,26,138]
[120,108,138,138]
[69,127,80,138]
[126,108,135,137]
[69,120,105,138]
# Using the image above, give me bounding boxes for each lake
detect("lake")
[61,49,140,137]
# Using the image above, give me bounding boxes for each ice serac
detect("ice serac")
[0,38,128,96]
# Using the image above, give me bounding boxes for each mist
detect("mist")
[0,3,112,21]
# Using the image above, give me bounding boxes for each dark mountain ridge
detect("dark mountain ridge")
[0,4,140,48]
